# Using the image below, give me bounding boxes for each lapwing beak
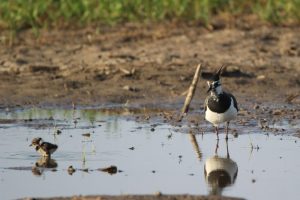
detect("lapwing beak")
[29,144,32,147]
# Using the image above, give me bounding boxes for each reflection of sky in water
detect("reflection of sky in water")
[0,108,299,200]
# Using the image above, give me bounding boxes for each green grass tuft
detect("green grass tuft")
[0,0,300,30]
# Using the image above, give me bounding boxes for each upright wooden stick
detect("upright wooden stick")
[178,63,202,121]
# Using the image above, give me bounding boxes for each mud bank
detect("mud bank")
[0,22,299,107]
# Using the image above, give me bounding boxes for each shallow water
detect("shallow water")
[0,108,299,200]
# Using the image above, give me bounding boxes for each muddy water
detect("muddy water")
[0,108,299,200]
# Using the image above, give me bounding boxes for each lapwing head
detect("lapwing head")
[30,137,42,147]
[207,65,225,94]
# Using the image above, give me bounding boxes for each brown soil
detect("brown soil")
[0,22,299,108]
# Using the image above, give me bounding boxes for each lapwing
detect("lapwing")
[30,137,58,157]
[204,65,238,140]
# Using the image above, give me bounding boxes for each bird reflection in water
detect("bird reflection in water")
[204,140,238,195]
[32,157,58,176]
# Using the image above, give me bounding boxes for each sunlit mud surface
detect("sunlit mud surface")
[0,108,299,200]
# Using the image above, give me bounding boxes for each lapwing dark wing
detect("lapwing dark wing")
[205,65,239,140]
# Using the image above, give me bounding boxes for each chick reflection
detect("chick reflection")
[32,157,58,176]
[204,140,238,195]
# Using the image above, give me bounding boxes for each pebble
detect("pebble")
[67,166,76,175]
[253,104,260,109]
[82,133,91,137]
[99,165,118,174]
[55,129,62,135]
[129,146,135,150]
[257,75,266,80]
[272,109,282,115]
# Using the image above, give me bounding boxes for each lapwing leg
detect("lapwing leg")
[215,126,219,140]
[225,139,230,158]
[225,121,230,140]
[215,139,219,155]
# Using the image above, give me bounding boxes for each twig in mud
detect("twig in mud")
[119,67,135,76]
[285,93,299,103]
[178,64,202,121]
